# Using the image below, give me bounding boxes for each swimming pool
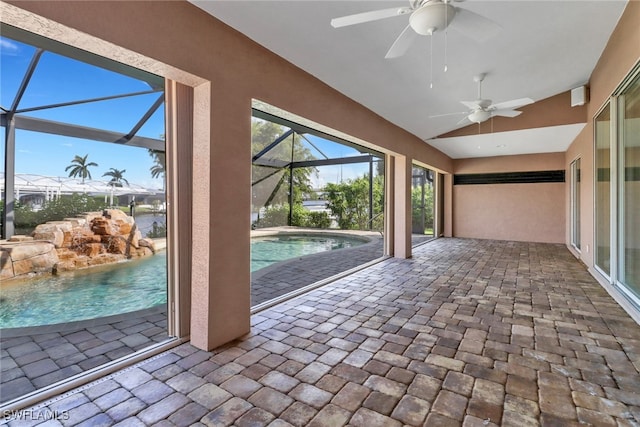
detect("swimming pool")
[0,254,167,329]
[0,233,367,328]
[251,233,367,272]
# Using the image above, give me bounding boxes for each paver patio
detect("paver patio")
[2,238,639,426]
[0,232,394,405]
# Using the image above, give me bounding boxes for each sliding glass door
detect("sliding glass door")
[595,63,640,306]
[618,72,640,299]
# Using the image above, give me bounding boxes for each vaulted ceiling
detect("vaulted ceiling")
[190,0,628,158]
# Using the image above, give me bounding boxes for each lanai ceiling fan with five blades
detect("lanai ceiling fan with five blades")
[331,0,501,59]
[431,74,535,124]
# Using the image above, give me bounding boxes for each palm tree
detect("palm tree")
[148,149,166,180]
[65,154,98,184]
[102,168,129,187]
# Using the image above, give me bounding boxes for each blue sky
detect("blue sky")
[1,36,380,192]
[297,135,381,188]
[1,36,165,190]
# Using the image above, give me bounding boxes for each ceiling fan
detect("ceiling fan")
[331,0,501,59]
[432,74,535,124]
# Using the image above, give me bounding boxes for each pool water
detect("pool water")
[0,234,366,328]
[251,234,366,272]
[0,254,167,329]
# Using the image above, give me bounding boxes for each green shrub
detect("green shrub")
[305,211,331,228]
[146,221,167,238]
[324,174,384,231]
[411,184,434,234]
[14,193,107,234]
[253,203,327,229]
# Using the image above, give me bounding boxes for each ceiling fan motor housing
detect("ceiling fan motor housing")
[409,1,456,35]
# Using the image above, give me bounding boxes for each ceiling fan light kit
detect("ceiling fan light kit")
[409,1,456,35]
[468,109,491,124]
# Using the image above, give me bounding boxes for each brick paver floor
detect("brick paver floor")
[0,310,169,404]
[3,238,640,426]
[1,232,395,405]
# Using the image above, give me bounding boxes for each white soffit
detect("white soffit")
[426,123,586,159]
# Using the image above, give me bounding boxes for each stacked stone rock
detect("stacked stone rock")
[0,209,155,281]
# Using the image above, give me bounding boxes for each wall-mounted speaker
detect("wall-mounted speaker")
[571,86,588,107]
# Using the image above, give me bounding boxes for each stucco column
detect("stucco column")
[392,154,412,258]
[190,86,251,351]
[444,173,453,237]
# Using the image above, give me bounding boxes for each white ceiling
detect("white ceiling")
[428,123,585,158]
[190,0,627,159]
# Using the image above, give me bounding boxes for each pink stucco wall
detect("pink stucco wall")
[453,154,566,243]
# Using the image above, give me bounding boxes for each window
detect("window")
[1,27,176,406]
[411,165,436,246]
[250,110,385,307]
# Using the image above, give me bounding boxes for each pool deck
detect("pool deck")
[1,230,433,406]
[0,308,169,403]
[3,238,639,426]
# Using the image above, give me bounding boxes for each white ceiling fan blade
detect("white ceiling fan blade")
[331,7,410,28]
[429,111,468,118]
[456,115,471,125]
[385,25,418,59]
[460,100,480,109]
[491,97,534,110]
[449,7,501,42]
[491,109,522,118]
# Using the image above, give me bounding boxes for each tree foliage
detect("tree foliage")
[324,174,384,231]
[251,118,317,218]
[256,205,331,229]
[411,182,434,234]
[65,154,98,183]
[148,149,166,180]
[102,168,129,187]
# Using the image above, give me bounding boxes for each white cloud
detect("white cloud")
[0,38,20,55]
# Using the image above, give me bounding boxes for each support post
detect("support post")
[288,134,295,225]
[2,115,16,238]
[369,157,374,230]
[391,155,411,258]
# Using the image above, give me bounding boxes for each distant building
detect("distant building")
[0,173,162,209]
